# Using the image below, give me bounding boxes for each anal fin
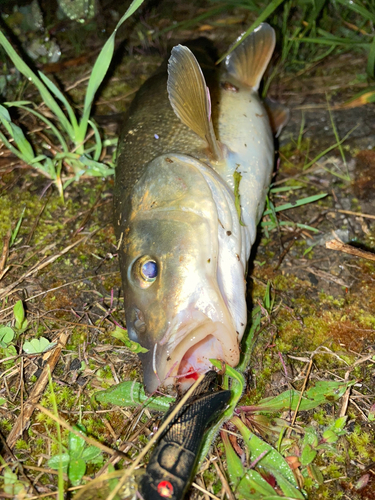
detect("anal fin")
[225,23,275,91]
[167,45,222,161]
[264,97,290,137]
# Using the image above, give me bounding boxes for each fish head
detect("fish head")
[118,154,241,393]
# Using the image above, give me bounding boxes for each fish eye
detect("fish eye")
[132,256,158,288]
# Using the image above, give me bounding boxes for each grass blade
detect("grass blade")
[303,125,358,170]
[326,96,349,179]
[270,185,303,193]
[78,0,145,143]
[341,87,375,107]
[10,207,25,247]
[261,220,321,233]
[0,129,26,161]
[158,5,228,36]
[88,119,102,161]
[296,36,369,48]
[367,34,375,79]
[237,306,262,372]
[38,71,79,132]
[0,30,74,139]
[0,105,34,162]
[5,103,69,152]
[263,193,327,215]
[335,0,375,23]
[48,370,64,500]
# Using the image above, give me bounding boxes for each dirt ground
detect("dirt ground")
[0,1,374,499]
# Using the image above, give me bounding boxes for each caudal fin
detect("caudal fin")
[225,23,275,91]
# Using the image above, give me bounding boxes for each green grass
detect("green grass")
[213,0,375,88]
[1,1,374,499]
[0,0,145,199]
[1,0,374,201]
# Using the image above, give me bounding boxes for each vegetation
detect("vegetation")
[0,0,374,499]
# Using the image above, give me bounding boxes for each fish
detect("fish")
[114,23,288,394]
[138,371,231,500]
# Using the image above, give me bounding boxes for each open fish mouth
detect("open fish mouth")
[158,316,239,392]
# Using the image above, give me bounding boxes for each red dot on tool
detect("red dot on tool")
[157,480,174,498]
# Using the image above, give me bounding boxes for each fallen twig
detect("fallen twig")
[0,236,86,300]
[0,229,11,280]
[326,239,375,262]
[213,459,236,500]
[35,404,122,457]
[6,331,69,449]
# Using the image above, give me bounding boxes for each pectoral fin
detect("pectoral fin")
[264,97,290,137]
[225,23,275,91]
[167,45,222,161]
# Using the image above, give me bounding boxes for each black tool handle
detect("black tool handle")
[138,373,231,500]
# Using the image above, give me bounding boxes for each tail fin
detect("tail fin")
[225,23,275,91]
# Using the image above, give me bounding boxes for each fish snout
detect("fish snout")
[140,312,239,394]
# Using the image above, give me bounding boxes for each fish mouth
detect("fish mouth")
[159,316,239,392]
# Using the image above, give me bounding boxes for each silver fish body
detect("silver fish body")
[114,24,286,393]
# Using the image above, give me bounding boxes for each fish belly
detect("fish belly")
[215,80,274,257]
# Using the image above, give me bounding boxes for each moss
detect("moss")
[14,439,28,450]
[347,427,373,461]
[273,273,306,292]
[0,419,12,432]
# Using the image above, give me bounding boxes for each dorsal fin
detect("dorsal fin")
[264,97,290,137]
[225,23,275,91]
[167,45,222,161]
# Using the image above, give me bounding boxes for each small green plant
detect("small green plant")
[1,468,27,496]
[48,423,103,486]
[0,326,14,349]
[262,280,275,314]
[261,191,326,236]
[95,379,174,411]
[0,300,29,363]
[210,362,305,499]
[0,0,145,198]
[224,416,305,499]
[300,416,347,467]
[95,358,355,498]
[294,416,348,485]
[13,299,28,333]
[23,337,56,354]
[111,325,149,353]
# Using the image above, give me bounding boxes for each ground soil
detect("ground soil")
[0,1,374,499]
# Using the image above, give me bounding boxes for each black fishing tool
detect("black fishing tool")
[138,371,231,500]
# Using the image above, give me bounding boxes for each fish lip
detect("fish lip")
[159,310,209,349]
[157,317,239,388]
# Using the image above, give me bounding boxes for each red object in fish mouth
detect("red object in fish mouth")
[157,480,174,498]
[176,334,221,387]
[183,368,199,380]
